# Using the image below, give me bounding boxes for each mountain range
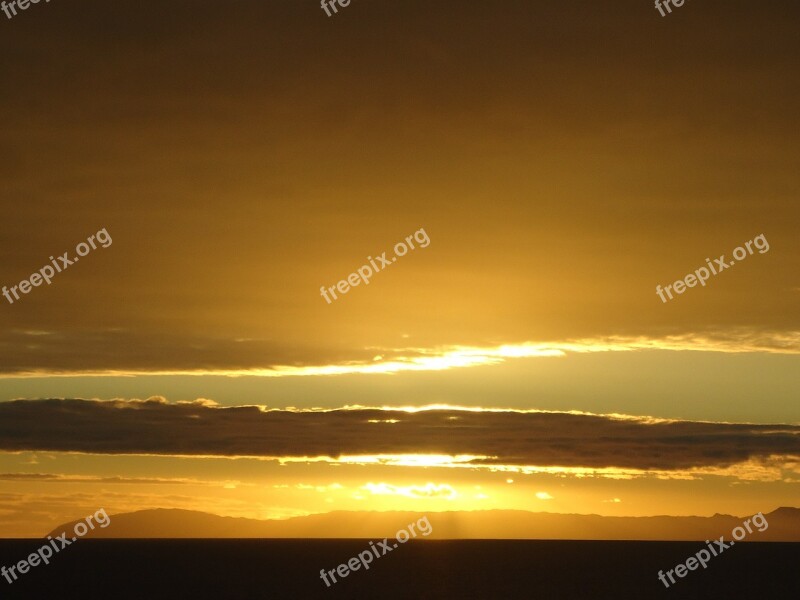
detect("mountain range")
[48,507,800,541]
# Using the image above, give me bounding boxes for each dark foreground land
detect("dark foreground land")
[0,539,797,599]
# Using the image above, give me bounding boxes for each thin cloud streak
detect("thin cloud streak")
[0,473,228,485]
[3,330,800,378]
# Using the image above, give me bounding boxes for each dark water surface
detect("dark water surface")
[0,539,797,599]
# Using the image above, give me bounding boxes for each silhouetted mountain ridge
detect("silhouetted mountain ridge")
[47,507,800,541]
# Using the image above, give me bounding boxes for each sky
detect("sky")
[0,0,798,538]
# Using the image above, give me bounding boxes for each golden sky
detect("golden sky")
[0,0,798,537]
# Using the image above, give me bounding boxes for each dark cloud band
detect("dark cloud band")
[0,399,797,471]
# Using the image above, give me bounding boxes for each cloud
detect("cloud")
[295,483,344,492]
[0,473,205,485]
[0,399,798,478]
[535,492,553,500]
[1,331,799,377]
[363,482,458,500]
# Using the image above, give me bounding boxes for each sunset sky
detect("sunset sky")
[1,0,798,538]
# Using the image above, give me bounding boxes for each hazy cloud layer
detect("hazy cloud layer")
[0,399,797,471]
[1,1,799,374]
